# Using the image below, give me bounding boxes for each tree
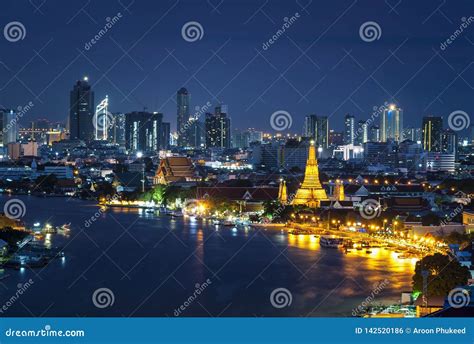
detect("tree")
[412,253,470,296]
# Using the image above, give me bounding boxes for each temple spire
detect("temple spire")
[291,140,328,208]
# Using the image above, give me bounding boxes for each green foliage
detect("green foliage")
[412,253,471,296]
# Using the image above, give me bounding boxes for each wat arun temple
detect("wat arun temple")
[291,141,328,208]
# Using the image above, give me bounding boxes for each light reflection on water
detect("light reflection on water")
[0,197,416,317]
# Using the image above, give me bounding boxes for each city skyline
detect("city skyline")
[0,0,473,134]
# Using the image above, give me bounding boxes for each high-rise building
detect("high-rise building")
[370,125,380,142]
[422,116,443,152]
[380,104,403,142]
[355,120,368,145]
[0,109,18,146]
[205,105,231,149]
[304,115,328,149]
[161,122,170,150]
[344,114,355,145]
[442,128,457,155]
[108,112,126,146]
[176,87,190,147]
[69,77,94,141]
[125,111,163,153]
[403,127,416,142]
[328,130,343,146]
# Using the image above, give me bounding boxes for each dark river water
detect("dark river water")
[0,195,415,317]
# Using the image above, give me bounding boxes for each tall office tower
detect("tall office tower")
[232,129,247,149]
[403,127,416,141]
[422,116,443,152]
[344,114,355,145]
[441,128,457,155]
[247,128,263,143]
[414,128,423,143]
[0,109,18,146]
[125,111,163,153]
[205,105,231,149]
[69,77,94,141]
[186,116,202,148]
[161,122,170,150]
[108,112,126,146]
[176,87,190,147]
[355,120,368,144]
[370,125,380,142]
[304,114,317,137]
[380,104,403,142]
[304,115,328,149]
[328,130,343,146]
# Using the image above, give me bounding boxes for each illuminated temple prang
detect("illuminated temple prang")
[291,141,328,208]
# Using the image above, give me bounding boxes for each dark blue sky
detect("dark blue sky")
[0,0,473,134]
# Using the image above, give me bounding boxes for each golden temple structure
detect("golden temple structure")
[278,179,288,204]
[291,141,328,208]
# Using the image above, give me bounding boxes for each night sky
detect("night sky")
[0,0,473,134]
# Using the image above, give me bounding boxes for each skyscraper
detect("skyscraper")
[356,120,368,145]
[380,104,403,142]
[441,128,457,155]
[304,115,328,149]
[69,77,94,141]
[108,112,126,146]
[422,116,443,152]
[344,114,355,145]
[370,125,380,142]
[176,87,190,147]
[125,111,163,153]
[205,105,231,149]
[0,109,18,146]
[161,122,170,150]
